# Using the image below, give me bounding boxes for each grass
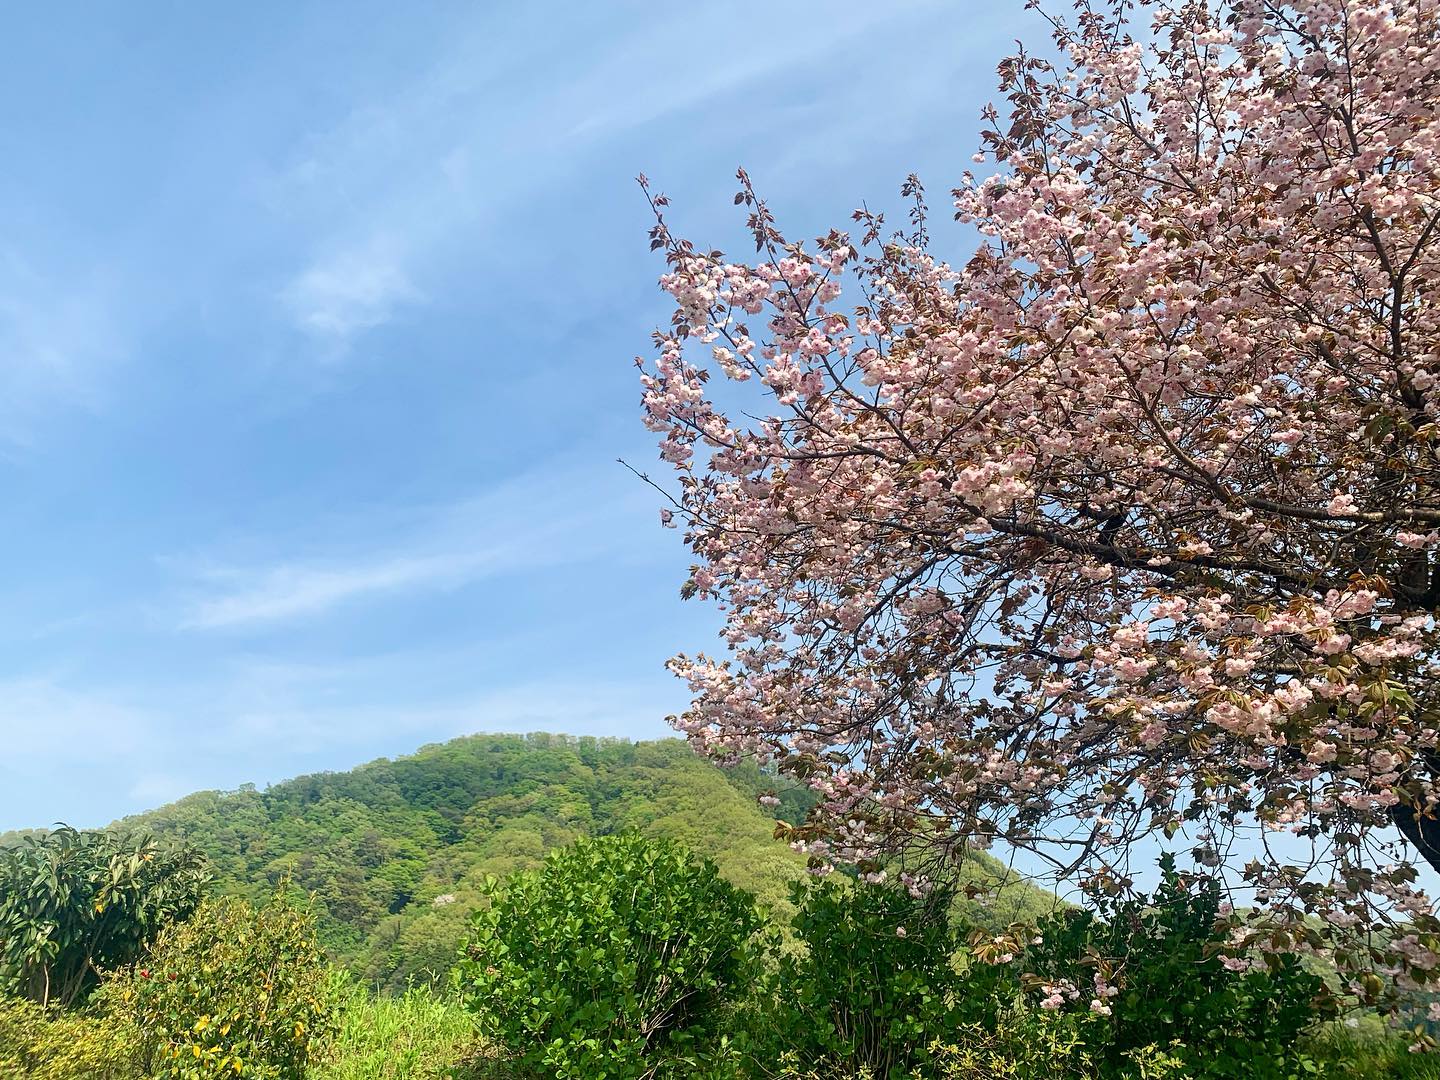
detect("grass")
[1303,1020,1440,1080]
[8,972,1440,1079]
[313,975,514,1080]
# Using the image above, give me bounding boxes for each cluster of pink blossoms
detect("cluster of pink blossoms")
[637,0,1440,995]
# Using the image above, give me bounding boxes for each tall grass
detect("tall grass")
[1303,1021,1440,1080]
[314,974,511,1080]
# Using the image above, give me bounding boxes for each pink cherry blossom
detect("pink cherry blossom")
[637,0,1440,992]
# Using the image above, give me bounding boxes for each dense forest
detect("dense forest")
[107,733,1055,990]
[6,740,1437,1078]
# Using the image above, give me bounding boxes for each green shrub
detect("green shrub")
[765,1006,1161,1080]
[0,826,208,1007]
[455,832,762,1079]
[749,876,1010,1078]
[746,861,1352,1079]
[931,1009,1218,1080]
[933,1016,1090,1080]
[109,891,336,1079]
[1019,854,1331,1079]
[0,994,139,1079]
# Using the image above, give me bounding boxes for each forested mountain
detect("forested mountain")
[108,732,1055,991]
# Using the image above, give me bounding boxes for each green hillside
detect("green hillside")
[115,732,1057,991]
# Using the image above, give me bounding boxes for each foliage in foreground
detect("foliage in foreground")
[450,831,1398,1079]
[1,827,1439,1079]
[1305,1021,1440,1080]
[457,833,762,1079]
[313,976,502,1080]
[1015,854,1332,1080]
[749,876,999,1077]
[109,891,336,1079]
[0,826,208,1007]
[744,869,1332,1080]
[0,994,137,1079]
[1,958,500,1080]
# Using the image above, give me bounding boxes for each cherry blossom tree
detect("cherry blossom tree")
[637,0,1440,993]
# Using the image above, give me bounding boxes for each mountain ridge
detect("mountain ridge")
[91,731,1057,990]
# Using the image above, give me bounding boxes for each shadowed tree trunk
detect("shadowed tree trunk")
[1394,754,1440,877]
[1392,803,1440,875]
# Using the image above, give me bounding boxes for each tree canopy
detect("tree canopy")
[638,0,1440,991]
[0,827,207,1008]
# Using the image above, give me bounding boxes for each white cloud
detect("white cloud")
[281,240,420,344]
[561,2,943,143]
[0,248,121,443]
[0,678,154,762]
[176,458,652,630]
[269,0,950,351]
[182,550,493,628]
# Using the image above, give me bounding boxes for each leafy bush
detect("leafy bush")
[925,1011,1099,1080]
[0,994,139,1079]
[927,1008,1214,1080]
[763,1006,1155,1080]
[749,876,1009,1078]
[1018,854,1331,1079]
[0,826,208,1007]
[456,832,762,1078]
[109,891,336,1079]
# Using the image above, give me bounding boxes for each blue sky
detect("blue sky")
[0,1,1028,831]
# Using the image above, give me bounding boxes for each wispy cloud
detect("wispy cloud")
[281,238,420,344]
[0,247,121,443]
[561,2,944,143]
[175,459,651,630]
[0,678,155,763]
[182,550,493,628]
[269,0,948,352]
